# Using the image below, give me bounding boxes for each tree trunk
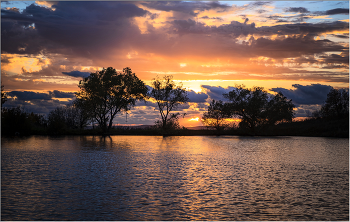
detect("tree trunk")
[101,119,108,134]
[107,120,113,133]
[163,119,167,130]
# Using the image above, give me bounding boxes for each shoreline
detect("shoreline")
[2,130,348,138]
[2,117,349,138]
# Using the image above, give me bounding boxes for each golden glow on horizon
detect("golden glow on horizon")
[226,118,240,122]
[177,80,319,94]
[189,117,199,121]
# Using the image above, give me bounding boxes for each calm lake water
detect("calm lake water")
[1,135,349,220]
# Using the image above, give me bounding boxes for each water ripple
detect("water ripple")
[1,136,349,220]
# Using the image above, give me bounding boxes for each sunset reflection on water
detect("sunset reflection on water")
[1,136,349,220]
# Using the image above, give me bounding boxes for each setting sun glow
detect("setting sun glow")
[189,117,199,122]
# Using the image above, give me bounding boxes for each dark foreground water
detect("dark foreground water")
[1,136,349,220]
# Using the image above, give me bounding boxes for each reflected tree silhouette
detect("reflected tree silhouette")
[78,135,114,151]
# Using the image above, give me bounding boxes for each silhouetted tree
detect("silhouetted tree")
[1,107,31,136]
[224,85,294,133]
[28,112,47,128]
[1,84,7,108]
[47,106,67,134]
[202,100,231,131]
[154,113,184,130]
[265,92,295,124]
[76,67,148,133]
[318,88,349,119]
[72,99,92,129]
[149,75,188,131]
[47,102,91,134]
[28,112,47,134]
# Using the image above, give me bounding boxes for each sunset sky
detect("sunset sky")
[1,1,349,127]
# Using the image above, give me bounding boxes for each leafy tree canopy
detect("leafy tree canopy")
[149,75,188,131]
[2,107,31,135]
[318,88,349,119]
[202,100,231,131]
[223,85,295,133]
[76,67,148,133]
[1,84,7,107]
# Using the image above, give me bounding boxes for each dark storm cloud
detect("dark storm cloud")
[206,1,231,10]
[200,16,223,21]
[2,1,348,65]
[331,34,349,39]
[171,19,201,34]
[170,17,348,42]
[266,14,310,23]
[285,7,310,13]
[247,1,272,8]
[7,90,76,100]
[256,9,268,14]
[276,19,289,23]
[135,99,158,108]
[325,8,349,15]
[172,103,191,111]
[258,21,349,36]
[149,13,159,20]
[62,71,91,78]
[1,2,148,56]
[187,90,208,103]
[322,64,349,69]
[266,15,282,20]
[293,55,318,64]
[4,90,76,115]
[248,35,347,59]
[1,17,48,54]
[1,7,36,25]
[8,91,52,100]
[313,8,349,17]
[291,52,349,69]
[279,7,349,22]
[216,20,256,36]
[3,97,71,115]
[1,55,11,64]
[320,53,349,64]
[1,1,348,85]
[171,19,256,37]
[142,1,231,16]
[49,90,76,99]
[201,85,236,101]
[270,84,333,105]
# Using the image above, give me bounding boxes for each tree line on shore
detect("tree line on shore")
[1,67,349,136]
